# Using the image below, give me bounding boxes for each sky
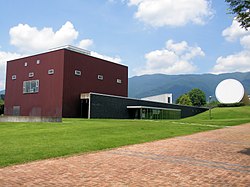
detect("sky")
[1,0,250,90]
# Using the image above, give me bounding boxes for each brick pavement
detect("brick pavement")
[0,123,249,186]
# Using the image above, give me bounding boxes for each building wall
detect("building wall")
[88,93,208,119]
[5,48,128,118]
[4,50,64,117]
[141,93,173,104]
[62,50,128,117]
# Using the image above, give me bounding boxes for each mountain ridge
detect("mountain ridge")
[128,72,250,102]
[1,72,250,103]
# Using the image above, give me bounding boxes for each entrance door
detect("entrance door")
[81,99,89,118]
[13,106,20,116]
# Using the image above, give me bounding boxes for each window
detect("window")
[75,70,81,76]
[48,69,54,75]
[98,74,103,80]
[29,72,34,78]
[12,75,16,80]
[36,60,40,64]
[23,80,39,94]
[168,97,171,103]
[117,79,122,84]
[24,62,28,67]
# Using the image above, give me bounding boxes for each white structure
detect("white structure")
[215,79,246,104]
[141,93,173,104]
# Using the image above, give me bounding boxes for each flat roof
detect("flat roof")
[127,106,181,111]
[80,92,208,109]
[49,45,91,56]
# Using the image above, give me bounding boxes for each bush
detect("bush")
[0,104,4,115]
[204,101,220,108]
[176,94,192,106]
[217,102,245,107]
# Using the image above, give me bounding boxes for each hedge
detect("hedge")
[0,104,4,115]
[217,102,245,107]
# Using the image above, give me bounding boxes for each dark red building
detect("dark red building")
[4,46,128,117]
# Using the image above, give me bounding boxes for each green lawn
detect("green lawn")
[183,105,250,126]
[0,106,250,168]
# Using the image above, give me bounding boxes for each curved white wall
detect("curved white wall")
[215,79,245,104]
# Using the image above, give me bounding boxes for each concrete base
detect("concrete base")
[0,116,62,122]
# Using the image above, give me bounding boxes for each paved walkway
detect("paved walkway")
[0,124,250,186]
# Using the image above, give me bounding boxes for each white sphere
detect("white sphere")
[215,79,244,104]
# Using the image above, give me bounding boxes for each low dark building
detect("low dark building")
[80,93,208,119]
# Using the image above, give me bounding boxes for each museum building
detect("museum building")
[4,46,207,119]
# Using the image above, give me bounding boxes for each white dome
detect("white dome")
[215,79,244,104]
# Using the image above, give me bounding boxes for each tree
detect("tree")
[225,0,250,30]
[176,94,192,106]
[188,88,206,107]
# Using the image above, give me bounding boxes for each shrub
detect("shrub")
[217,102,245,107]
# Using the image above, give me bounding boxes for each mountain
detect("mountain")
[0,90,5,95]
[128,72,250,102]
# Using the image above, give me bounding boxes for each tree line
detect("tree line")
[176,88,206,107]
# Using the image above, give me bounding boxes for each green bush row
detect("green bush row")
[217,102,245,107]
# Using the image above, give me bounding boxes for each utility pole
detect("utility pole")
[209,96,212,120]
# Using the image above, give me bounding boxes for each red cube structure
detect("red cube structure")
[4,46,128,117]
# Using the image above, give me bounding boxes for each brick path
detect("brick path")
[0,123,250,186]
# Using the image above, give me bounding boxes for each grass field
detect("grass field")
[0,106,250,168]
[183,105,250,126]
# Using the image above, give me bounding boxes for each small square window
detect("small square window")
[48,69,54,75]
[12,75,16,80]
[24,62,28,67]
[117,79,122,84]
[98,74,104,80]
[75,70,81,76]
[36,60,40,64]
[29,72,34,78]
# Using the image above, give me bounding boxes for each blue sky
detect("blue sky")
[1,0,250,90]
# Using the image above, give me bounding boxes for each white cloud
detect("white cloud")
[9,21,93,53]
[128,0,144,5]
[213,20,250,74]
[0,21,122,90]
[91,51,122,64]
[128,0,214,27]
[134,40,205,75]
[78,39,94,49]
[222,19,250,42]
[240,35,250,49]
[0,51,22,90]
[213,51,250,74]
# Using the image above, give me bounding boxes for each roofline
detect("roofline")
[6,45,89,62]
[49,45,91,56]
[127,106,181,111]
[7,45,128,67]
[81,92,208,109]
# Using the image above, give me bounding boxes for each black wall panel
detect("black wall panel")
[89,93,208,119]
